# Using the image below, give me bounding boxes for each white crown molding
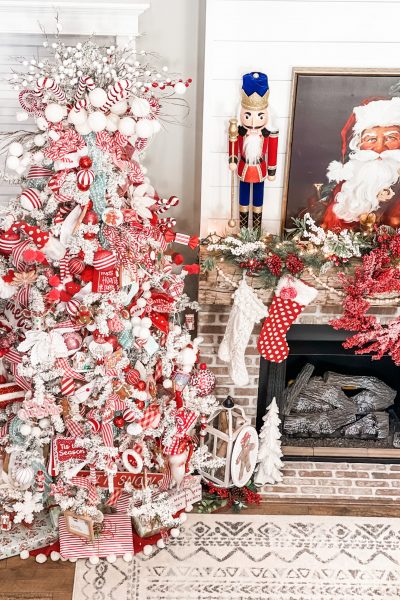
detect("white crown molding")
[0,1,149,36]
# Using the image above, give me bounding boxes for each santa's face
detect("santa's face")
[360,125,400,153]
[240,106,268,131]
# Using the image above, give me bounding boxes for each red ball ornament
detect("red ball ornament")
[82,210,99,226]
[0,232,21,255]
[80,267,94,282]
[83,232,96,240]
[172,253,184,265]
[65,281,81,296]
[135,380,146,392]
[104,335,118,351]
[59,290,72,303]
[69,258,85,274]
[126,368,140,385]
[77,182,90,192]
[77,169,94,190]
[79,156,92,169]
[135,400,145,410]
[199,363,207,370]
[113,416,125,428]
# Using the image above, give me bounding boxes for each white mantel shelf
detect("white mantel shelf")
[0,1,149,36]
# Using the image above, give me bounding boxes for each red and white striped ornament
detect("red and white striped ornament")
[77,169,94,189]
[125,368,140,386]
[20,188,42,211]
[66,298,81,317]
[0,232,21,255]
[93,249,117,271]
[122,408,136,423]
[69,258,85,274]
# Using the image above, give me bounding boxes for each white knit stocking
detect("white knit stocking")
[218,278,267,386]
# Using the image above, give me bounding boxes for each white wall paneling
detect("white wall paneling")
[201,0,400,236]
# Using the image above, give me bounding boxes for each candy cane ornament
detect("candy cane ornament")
[74,76,95,102]
[34,77,66,103]
[101,80,133,112]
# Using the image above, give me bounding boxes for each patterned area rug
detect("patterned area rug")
[73,513,400,599]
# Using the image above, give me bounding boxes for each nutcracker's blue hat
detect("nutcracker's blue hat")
[241,72,269,110]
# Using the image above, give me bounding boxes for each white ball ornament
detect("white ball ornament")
[138,327,150,340]
[133,325,142,337]
[34,134,46,147]
[36,116,48,130]
[33,151,44,163]
[136,298,147,308]
[110,100,128,115]
[163,379,172,389]
[14,466,34,486]
[69,108,88,126]
[126,422,143,436]
[174,82,187,95]
[143,544,153,556]
[20,423,32,436]
[142,291,151,299]
[118,117,136,136]
[156,539,165,549]
[89,556,100,565]
[48,130,60,141]
[39,417,50,429]
[89,87,108,108]
[31,426,42,437]
[170,528,180,538]
[180,347,197,366]
[106,113,120,132]
[9,142,24,157]
[106,554,117,563]
[88,111,107,132]
[45,103,65,123]
[135,119,155,139]
[130,96,150,117]
[35,553,47,564]
[142,281,151,291]
[6,156,20,170]
[20,550,30,560]
[75,121,92,136]
[141,317,152,328]
[123,553,133,562]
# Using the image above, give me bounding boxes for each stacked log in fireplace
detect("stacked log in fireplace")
[282,364,396,440]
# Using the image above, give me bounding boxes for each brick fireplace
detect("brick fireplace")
[198,257,400,502]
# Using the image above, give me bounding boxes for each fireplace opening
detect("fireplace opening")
[257,325,400,459]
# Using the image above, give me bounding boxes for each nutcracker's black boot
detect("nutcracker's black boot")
[252,210,262,236]
[239,209,249,229]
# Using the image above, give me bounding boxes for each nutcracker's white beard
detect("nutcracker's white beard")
[330,149,400,222]
[243,133,263,165]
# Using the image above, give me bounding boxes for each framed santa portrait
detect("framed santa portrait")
[282,67,400,234]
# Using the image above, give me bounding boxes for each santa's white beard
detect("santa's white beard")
[332,150,400,222]
[243,133,262,165]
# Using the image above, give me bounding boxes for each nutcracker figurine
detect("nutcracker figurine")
[228,72,279,231]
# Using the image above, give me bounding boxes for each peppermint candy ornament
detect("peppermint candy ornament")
[190,363,216,397]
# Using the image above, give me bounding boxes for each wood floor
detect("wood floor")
[1,499,399,600]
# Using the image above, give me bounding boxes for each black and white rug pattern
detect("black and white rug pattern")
[73,513,400,599]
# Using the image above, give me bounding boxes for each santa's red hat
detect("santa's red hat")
[340,96,400,161]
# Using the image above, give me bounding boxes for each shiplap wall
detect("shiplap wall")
[200,0,400,236]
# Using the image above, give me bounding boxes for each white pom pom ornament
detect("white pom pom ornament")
[143,544,153,556]
[35,553,47,563]
[118,117,136,136]
[110,100,128,115]
[45,103,65,123]
[69,108,88,126]
[135,119,155,139]
[106,113,120,132]
[9,142,24,157]
[6,156,20,170]
[130,96,150,117]
[174,82,187,94]
[88,111,107,132]
[89,87,108,108]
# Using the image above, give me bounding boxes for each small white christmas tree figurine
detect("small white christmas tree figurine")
[254,397,283,486]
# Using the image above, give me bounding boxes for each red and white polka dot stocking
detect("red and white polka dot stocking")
[257,275,318,363]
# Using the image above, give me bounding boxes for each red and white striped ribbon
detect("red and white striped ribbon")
[56,357,86,381]
[10,363,31,391]
[59,251,71,282]
[64,417,84,438]
[16,285,30,308]
[70,476,98,504]
[26,166,54,179]
[11,240,31,271]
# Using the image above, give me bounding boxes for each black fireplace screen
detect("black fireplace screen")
[257,325,400,451]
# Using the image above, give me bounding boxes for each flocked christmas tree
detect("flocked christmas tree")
[0,33,219,537]
[254,397,283,486]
